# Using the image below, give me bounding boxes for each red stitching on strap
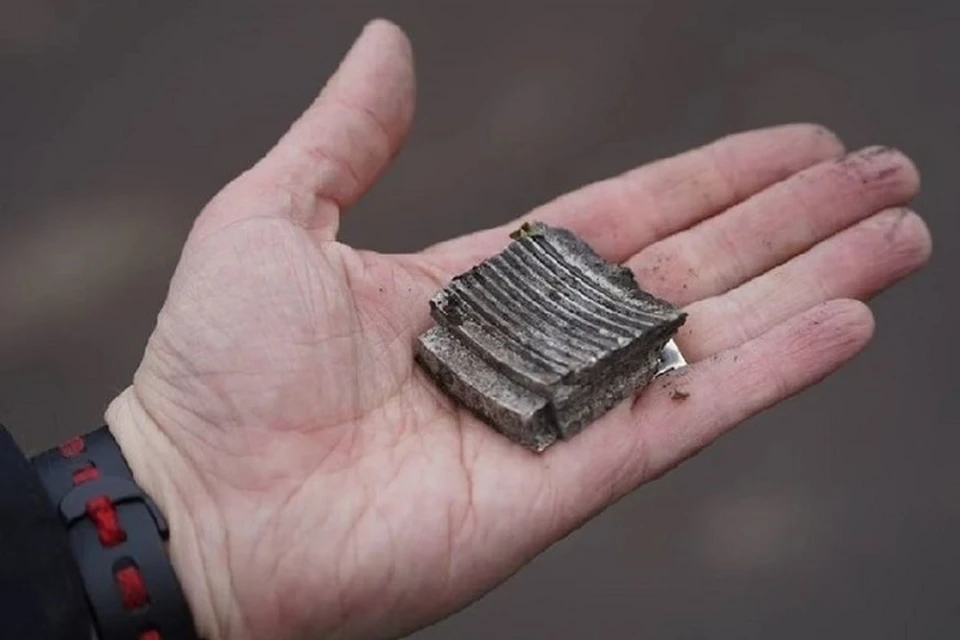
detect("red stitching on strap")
[59,436,85,458]
[115,565,150,610]
[140,630,162,640]
[72,464,100,485]
[85,496,127,546]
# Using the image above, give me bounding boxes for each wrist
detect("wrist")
[106,387,225,640]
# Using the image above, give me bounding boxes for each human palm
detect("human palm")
[105,20,930,640]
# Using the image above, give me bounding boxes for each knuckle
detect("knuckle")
[300,142,362,190]
[700,141,742,204]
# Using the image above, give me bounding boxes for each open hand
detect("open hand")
[106,20,930,640]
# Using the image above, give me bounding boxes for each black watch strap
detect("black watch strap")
[32,427,199,640]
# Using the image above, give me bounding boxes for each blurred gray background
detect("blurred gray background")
[1,1,957,638]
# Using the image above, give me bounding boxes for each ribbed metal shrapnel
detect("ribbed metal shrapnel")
[416,222,687,451]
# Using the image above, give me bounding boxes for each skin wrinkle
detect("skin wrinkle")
[705,215,755,296]
[334,472,381,630]
[271,480,329,577]
[340,510,374,632]
[281,394,417,479]
[770,329,818,399]
[323,94,398,168]
[279,175,343,235]
[401,253,451,293]
[700,137,743,207]
[820,238,861,296]
[149,316,195,368]
[584,418,648,511]
[357,309,420,376]
[353,297,412,374]
[251,480,333,633]
[358,505,400,634]
[533,462,577,542]
[402,419,483,606]
[655,242,698,302]
[332,249,382,414]
[268,169,322,230]
[391,462,454,619]
[346,274,432,420]
[129,383,245,494]
[603,172,662,246]
[116,389,235,640]
[775,175,819,250]
[451,428,477,586]
[721,294,762,356]
[274,222,323,312]
[298,131,365,195]
[298,243,326,332]
[201,522,238,640]
[265,514,330,637]
[134,368,233,456]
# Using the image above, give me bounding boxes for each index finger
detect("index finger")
[425,124,844,271]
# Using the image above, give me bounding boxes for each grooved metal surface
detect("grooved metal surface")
[418,223,685,450]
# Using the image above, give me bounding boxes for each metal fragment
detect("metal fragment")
[416,222,687,451]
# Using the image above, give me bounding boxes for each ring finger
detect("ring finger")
[677,207,931,362]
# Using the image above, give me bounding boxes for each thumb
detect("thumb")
[199,19,416,240]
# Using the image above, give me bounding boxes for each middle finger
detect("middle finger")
[627,146,920,306]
